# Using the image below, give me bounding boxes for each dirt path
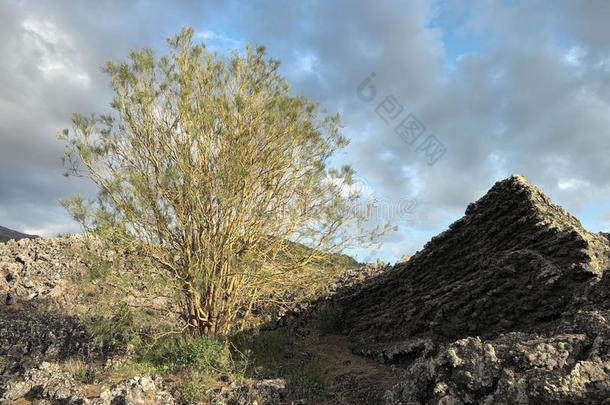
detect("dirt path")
[306,335,400,404]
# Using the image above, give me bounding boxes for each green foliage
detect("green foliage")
[79,252,113,282]
[252,243,359,322]
[179,371,217,404]
[73,365,98,384]
[143,335,234,374]
[73,243,182,357]
[101,335,243,403]
[60,26,382,336]
[233,329,329,398]
[131,335,245,403]
[312,302,340,335]
[106,360,157,380]
[84,306,143,354]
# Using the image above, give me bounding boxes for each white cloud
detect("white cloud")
[558,178,590,191]
[21,18,90,86]
[564,46,585,66]
[2,0,610,262]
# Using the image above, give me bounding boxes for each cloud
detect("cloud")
[21,17,90,86]
[1,0,610,261]
[0,0,183,236]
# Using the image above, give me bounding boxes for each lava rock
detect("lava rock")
[337,174,610,404]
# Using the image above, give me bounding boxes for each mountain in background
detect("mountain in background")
[0,225,37,243]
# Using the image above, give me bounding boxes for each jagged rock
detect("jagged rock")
[340,175,610,343]
[213,378,287,404]
[0,235,88,310]
[1,362,85,403]
[1,364,176,404]
[0,235,181,403]
[334,174,610,404]
[0,304,90,378]
[386,326,610,404]
[95,375,175,404]
[0,237,92,380]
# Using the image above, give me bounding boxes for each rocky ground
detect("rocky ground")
[0,236,297,404]
[0,236,177,404]
[1,174,609,404]
[335,175,610,404]
[0,234,396,404]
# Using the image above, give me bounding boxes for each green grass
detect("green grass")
[180,370,212,403]
[231,328,329,399]
[72,364,99,384]
[143,335,234,373]
[105,359,157,378]
[70,239,358,402]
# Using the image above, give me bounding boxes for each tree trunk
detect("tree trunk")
[183,289,217,335]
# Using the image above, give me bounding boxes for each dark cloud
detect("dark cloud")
[0,0,212,234]
[1,0,609,261]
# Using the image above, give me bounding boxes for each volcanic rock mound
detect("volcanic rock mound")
[338,174,610,404]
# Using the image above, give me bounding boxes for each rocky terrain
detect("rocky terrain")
[0,174,609,404]
[0,236,164,404]
[335,175,610,403]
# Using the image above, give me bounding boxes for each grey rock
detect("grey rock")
[1,363,176,404]
[214,378,286,404]
[1,362,85,403]
[334,175,610,404]
[94,375,175,405]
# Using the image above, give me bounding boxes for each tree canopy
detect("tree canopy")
[60,28,382,335]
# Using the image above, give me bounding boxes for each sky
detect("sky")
[1,0,610,262]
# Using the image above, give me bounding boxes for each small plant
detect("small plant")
[232,328,329,398]
[143,335,233,374]
[180,370,219,404]
[75,249,114,283]
[312,302,340,335]
[84,306,142,354]
[73,365,98,384]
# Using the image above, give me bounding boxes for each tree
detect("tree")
[60,28,382,336]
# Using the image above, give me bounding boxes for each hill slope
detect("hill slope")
[335,174,610,403]
[0,225,37,243]
[341,174,610,343]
